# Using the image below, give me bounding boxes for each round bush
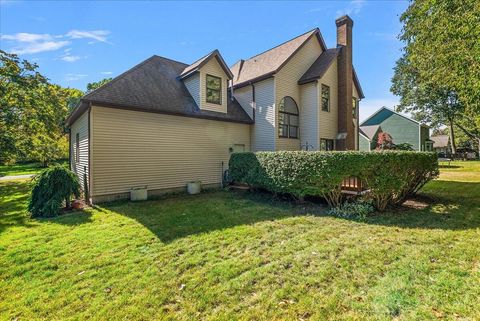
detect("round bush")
[28,165,81,218]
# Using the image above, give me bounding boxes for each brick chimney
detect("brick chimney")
[336,15,354,150]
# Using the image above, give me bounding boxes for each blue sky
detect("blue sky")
[1,0,409,121]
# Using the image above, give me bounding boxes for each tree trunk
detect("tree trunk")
[448,118,456,155]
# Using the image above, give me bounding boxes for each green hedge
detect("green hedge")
[229,151,438,210]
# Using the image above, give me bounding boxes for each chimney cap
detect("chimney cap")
[335,15,354,27]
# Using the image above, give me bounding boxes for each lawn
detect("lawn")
[0,160,68,177]
[1,162,479,320]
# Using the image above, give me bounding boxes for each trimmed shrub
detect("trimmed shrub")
[28,165,81,218]
[229,151,438,210]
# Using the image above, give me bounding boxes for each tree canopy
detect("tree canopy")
[392,0,480,153]
[0,50,82,165]
[398,0,480,114]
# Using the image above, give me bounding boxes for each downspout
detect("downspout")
[251,82,256,151]
[87,101,92,205]
[251,82,256,123]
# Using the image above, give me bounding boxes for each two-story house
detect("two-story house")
[66,15,364,203]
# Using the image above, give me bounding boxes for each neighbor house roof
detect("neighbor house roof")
[231,28,327,88]
[430,135,450,148]
[297,47,364,99]
[179,49,233,80]
[66,55,252,126]
[359,125,381,141]
[361,107,428,128]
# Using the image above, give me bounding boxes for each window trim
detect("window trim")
[278,96,299,139]
[205,74,222,105]
[321,84,330,112]
[75,133,80,163]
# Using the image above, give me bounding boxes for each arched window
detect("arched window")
[278,96,299,138]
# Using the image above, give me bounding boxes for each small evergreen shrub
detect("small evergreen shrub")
[328,201,375,221]
[28,165,81,218]
[229,151,438,210]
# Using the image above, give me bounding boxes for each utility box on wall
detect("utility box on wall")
[130,186,148,201]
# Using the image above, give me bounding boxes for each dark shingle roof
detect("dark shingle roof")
[298,48,341,84]
[298,46,365,99]
[231,29,326,88]
[66,55,252,126]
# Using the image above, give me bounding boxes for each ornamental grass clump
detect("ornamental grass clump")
[28,165,81,218]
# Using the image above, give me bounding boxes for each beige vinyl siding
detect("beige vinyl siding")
[275,37,322,151]
[300,82,319,150]
[183,73,201,107]
[234,85,254,119]
[91,106,250,198]
[318,59,338,141]
[70,110,89,192]
[199,58,227,113]
[252,78,276,151]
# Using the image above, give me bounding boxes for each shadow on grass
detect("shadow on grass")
[104,179,479,242]
[363,180,480,231]
[438,165,461,169]
[0,179,93,233]
[39,209,93,226]
[99,189,307,243]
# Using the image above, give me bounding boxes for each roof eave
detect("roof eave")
[232,72,275,89]
[84,100,254,125]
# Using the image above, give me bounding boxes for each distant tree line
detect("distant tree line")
[0,50,111,165]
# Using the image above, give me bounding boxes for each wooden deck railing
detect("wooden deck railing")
[341,177,364,193]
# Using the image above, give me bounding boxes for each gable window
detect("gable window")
[320,138,335,151]
[206,74,221,105]
[278,96,299,139]
[75,133,80,163]
[352,97,358,118]
[321,84,330,112]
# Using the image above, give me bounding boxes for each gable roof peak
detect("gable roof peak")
[231,28,327,88]
[179,49,233,80]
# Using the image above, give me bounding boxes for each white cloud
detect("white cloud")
[1,29,111,55]
[336,0,366,17]
[58,48,85,62]
[0,32,70,54]
[12,41,70,54]
[65,73,87,81]
[101,71,113,75]
[61,55,81,62]
[66,30,110,43]
[1,32,51,42]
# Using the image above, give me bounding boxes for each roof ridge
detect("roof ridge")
[185,49,217,67]
[245,28,318,61]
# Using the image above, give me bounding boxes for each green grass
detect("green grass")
[0,160,68,177]
[1,162,479,320]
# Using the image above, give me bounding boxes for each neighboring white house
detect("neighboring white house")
[66,15,364,203]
